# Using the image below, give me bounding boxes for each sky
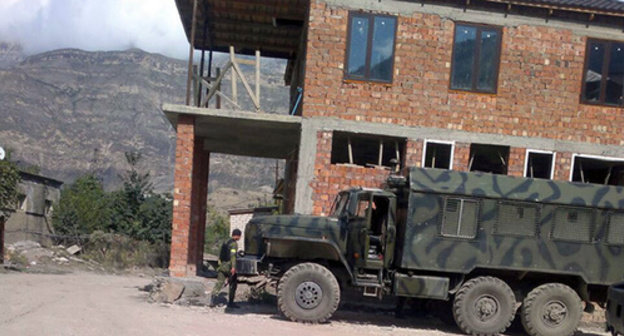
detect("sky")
[0,0,190,59]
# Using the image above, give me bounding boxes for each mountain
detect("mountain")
[0,47,290,205]
[0,42,24,68]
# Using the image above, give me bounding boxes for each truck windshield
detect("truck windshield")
[330,193,349,218]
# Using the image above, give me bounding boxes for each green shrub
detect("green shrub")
[85,231,169,269]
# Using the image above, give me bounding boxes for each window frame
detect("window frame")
[449,22,503,94]
[421,139,455,170]
[344,12,398,84]
[330,131,406,169]
[569,153,624,184]
[581,38,624,107]
[524,149,556,180]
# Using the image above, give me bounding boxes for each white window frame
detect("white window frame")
[569,153,624,182]
[524,149,555,180]
[422,139,455,170]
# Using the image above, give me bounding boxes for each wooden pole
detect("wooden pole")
[216,68,221,109]
[230,46,237,106]
[185,0,199,106]
[256,50,261,110]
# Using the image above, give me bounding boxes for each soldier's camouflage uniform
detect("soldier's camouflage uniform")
[211,238,238,304]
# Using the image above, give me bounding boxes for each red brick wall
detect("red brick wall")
[554,152,573,181]
[311,131,390,215]
[170,115,195,277]
[170,116,209,278]
[303,1,624,147]
[453,143,471,172]
[508,147,526,177]
[405,139,423,168]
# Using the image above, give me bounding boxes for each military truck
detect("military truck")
[237,167,624,336]
[606,281,624,335]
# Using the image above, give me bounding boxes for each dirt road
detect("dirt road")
[0,272,609,336]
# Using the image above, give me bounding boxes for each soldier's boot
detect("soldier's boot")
[226,302,241,309]
[209,295,217,308]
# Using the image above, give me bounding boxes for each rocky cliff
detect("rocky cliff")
[0,47,289,200]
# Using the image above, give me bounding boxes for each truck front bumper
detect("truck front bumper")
[236,255,262,276]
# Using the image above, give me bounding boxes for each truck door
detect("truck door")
[367,195,395,269]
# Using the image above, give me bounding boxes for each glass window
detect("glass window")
[583,39,624,106]
[347,15,369,77]
[450,23,502,93]
[345,12,397,82]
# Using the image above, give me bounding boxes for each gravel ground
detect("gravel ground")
[0,271,610,336]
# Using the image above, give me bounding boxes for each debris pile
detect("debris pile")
[3,240,94,273]
[144,277,213,306]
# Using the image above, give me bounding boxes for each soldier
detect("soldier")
[210,229,241,308]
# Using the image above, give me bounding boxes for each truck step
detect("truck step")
[363,286,382,299]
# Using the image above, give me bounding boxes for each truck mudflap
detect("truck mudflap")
[236,255,262,276]
[393,273,450,300]
[607,281,624,335]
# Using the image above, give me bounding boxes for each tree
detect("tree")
[0,159,20,221]
[204,206,229,254]
[52,174,112,242]
[110,151,171,243]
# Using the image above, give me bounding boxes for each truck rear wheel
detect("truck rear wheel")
[277,262,340,323]
[521,283,582,336]
[453,276,516,336]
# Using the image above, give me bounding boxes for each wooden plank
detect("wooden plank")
[230,46,237,105]
[204,60,232,104]
[255,50,260,104]
[232,60,260,109]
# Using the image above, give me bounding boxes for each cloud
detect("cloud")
[0,0,190,59]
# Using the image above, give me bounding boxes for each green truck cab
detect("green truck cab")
[237,167,624,336]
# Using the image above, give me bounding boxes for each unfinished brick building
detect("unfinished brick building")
[166,0,624,277]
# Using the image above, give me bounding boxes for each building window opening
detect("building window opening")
[582,39,624,107]
[450,23,502,93]
[423,141,453,169]
[331,132,405,169]
[345,12,397,83]
[469,144,509,175]
[525,151,554,179]
[571,155,624,186]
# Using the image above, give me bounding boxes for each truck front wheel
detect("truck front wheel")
[277,262,340,323]
[521,283,582,336]
[453,276,516,336]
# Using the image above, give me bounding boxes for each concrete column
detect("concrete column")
[294,119,318,215]
[170,114,196,277]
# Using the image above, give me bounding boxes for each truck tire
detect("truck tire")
[521,283,582,336]
[277,262,340,323]
[453,276,516,336]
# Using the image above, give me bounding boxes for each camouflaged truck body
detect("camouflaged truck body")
[241,167,624,302]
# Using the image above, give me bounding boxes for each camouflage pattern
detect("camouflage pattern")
[401,168,624,286]
[211,239,239,303]
[393,274,449,299]
[242,167,624,301]
[606,282,624,334]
